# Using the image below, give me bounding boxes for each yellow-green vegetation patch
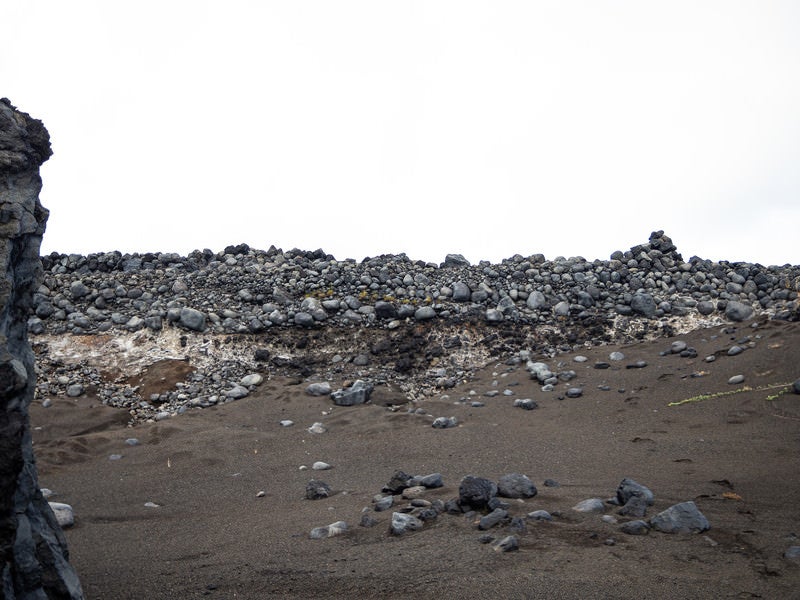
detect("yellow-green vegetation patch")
[668,382,792,407]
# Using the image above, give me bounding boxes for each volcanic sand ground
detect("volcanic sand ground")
[31,318,800,599]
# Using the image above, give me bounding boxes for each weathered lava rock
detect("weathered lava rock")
[0,98,84,598]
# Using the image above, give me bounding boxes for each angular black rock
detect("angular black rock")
[459,476,498,511]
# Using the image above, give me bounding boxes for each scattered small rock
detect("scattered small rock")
[621,520,650,535]
[492,535,519,552]
[670,341,687,353]
[308,422,327,434]
[390,512,424,535]
[527,510,552,521]
[432,416,458,429]
[513,398,537,410]
[309,521,347,539]
[305,480,332,500]
[48,502,74,528]
[784,546,800,561]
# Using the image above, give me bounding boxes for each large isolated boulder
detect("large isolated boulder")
[0,99,85,597]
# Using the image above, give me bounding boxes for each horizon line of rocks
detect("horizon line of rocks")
[28,231,800,339]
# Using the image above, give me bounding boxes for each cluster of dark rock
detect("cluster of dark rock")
[31,232,799,341]
[308,470,710,551]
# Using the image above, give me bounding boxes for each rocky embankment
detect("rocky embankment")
[30,231,799,422]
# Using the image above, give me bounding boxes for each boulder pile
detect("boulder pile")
[32,231,799,340]
[29,232,799,422]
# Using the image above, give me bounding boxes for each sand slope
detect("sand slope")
[31,319,800,599]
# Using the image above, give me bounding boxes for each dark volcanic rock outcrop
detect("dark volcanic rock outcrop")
[0,99,84,598]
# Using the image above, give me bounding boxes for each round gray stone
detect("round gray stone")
[414,306,437,321]
[306,382,332,396]
[497,473,538,499]
[630,293,657,317]
[179,307,206,331]
[649,501,709,533]
[725,301,754,322]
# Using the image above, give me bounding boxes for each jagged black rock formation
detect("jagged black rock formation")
[0,99,84,598]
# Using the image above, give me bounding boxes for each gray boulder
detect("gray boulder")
[451,281,471,302]
[382,470,413,494]
[497,473,538,499]
[409,473,444,489]
[442,253,471,268]
[553,301,570,317]
[492,535,519,552]
[697,300,715,315]
[485,308,504,323]
[631,293,657,317]
[390,512,424,535]
[293,311,315,327]
[330,380,373,406]
[725,301,754,322]
[478,508,508,530]
[618,495,649,517]
[649,501,709,533]
[572,498,606,513]
[374,301,397,319]
[616,478,654,506]
[526,290,547,310]
[414,306,437,321]
[306,382,332,396]
[459,476,498,510]
[620,520,650,535]
[431,416,457,429]
[179,307,206,331]
[305,480,332,500]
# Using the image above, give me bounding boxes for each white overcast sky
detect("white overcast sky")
[4,1,799,265]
